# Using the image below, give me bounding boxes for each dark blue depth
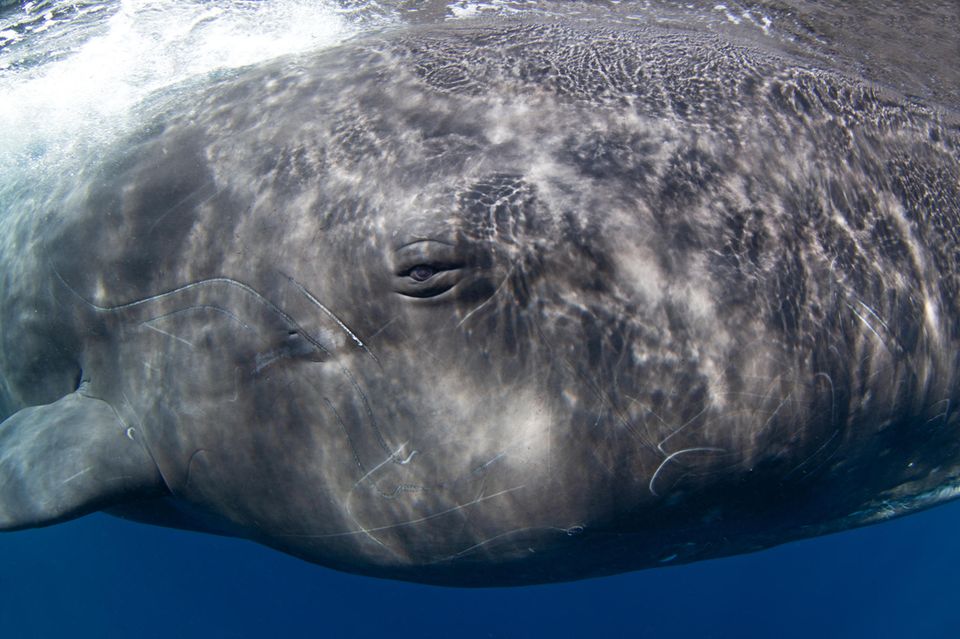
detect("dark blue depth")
[1,500,959,639]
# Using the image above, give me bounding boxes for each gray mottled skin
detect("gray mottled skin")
[1,17,959,586]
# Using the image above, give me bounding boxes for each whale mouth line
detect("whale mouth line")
[48,265,348,359]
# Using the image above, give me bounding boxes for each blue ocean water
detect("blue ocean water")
[2,2,960,637]
[3,500,960,638]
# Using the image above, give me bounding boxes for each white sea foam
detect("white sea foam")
[446,0,532,20]
[713,3,772,32]
[0,0,374,190]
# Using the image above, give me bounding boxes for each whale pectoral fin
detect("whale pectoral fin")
[0,391,165,531]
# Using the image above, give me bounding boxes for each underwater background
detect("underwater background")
[1,1,958,636]
[5,503,960,637]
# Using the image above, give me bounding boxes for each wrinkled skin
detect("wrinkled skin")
[1,18,959,586]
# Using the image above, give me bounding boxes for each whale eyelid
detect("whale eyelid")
[395,237,456,250]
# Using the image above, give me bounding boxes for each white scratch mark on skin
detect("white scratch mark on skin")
[856,299,891,333]
[341,506,398,557]
[339,435,422,555]
[367,316,399,341]
[142,322,194,348]
[927,398,951,425]
[649,448,726,497]
[119,390,172,495]
[62,466,92,485]
[352,442,418,489]
[814,371,836,424]
[456,263,517,329]
[53,269,335,362]
[54,270,245,312]
[655,406,709,455]
[283,274,380,366]
[435,525,561,562]
[760,392,792,431]
[144,305,255,332]
[473,452,506,475]
[228,367,240,402]
[254,351,284,374]
[146,185,226,235]
[847,302,891,353]
[282,485,526,538]
[784,430,841,479]
[444,430,543,486]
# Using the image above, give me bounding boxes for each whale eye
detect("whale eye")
[393,239,471,299]
[408,264,437,282]
[396,262,461,298]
